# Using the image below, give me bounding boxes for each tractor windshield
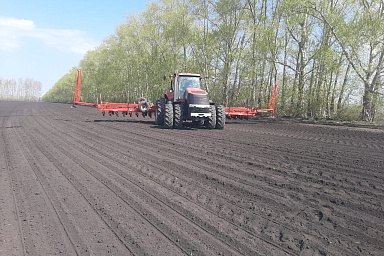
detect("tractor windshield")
[178,76,200,98]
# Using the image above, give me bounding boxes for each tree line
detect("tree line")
[0,78,42,101]
[43,0,384,122]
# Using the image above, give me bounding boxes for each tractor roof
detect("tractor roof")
[177,73,201,77]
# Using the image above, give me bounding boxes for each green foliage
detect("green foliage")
[44,0,383,121]
[42,68,77,103]
[335,104,363,122]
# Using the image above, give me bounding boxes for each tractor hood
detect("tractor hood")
[185,88,208,95]
[185,88,210,105]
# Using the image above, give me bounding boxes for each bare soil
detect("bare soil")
[1,101,383,256]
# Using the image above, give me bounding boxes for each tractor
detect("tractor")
[155,73,225,129]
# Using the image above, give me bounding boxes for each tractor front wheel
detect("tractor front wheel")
[173,104,183,129]
[155,98,165,125]
[215,105,225,129]
[205,105,216,129]
[163,103,174,129]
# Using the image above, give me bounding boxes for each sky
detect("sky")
[0,0,150,95]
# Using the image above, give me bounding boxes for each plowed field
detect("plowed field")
[1,101,383,256]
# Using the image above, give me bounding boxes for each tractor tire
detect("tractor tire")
[163,103,174,129]
[205,105,216,129]
[155,98,165,125]
[215,105,225,129]
[173,104,183,129]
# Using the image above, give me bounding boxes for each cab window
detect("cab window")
[178,76,200,98]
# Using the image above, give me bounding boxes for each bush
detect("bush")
[335,105,361,122]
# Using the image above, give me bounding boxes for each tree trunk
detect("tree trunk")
[281,30,289,112]
[306,60,317,118]
[337,63,350,113]
[361,85,374,122]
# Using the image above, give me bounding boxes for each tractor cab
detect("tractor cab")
[173,73,201,100]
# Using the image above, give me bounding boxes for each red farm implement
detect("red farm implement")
[72,69,278,126]
[73,69,155,117]
[225,84,278,119]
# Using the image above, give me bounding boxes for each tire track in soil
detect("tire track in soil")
[88,126,380,254]
[39,107,306,254]
[32,105,271,255]
[78,116,384,249]
[42,120,326,255]
[20,113,185,255]
[226,121,384,151]
[48,117,320,253]
[3,102,384,256]
[0,109,25,256]
[67,105,384,254]
[11,116,91,256]
[117,120,384,205]
[13,115,133,256]
[221,122,383,169]
[123,121,384,224]
[175,125,384,183]
[86,113,383,191]
[2,109,76,255]
[38,105,372,254]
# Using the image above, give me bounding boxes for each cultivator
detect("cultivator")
[72,69,278,125]
[73,69,155,117]
[96,99,154,117]
[225,84,278,119]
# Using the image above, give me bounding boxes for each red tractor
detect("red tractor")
[155,73,225,129]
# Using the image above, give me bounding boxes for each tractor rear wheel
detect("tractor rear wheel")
[216,105,225,129]
[205,105,216,129]
[163,103,174,129]
[155,98,165,125]
[173,104,183,129]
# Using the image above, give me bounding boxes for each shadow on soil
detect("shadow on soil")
[90,119,206,131]
[92,119,154,124]
[86,116,384,131]
[227,117,384,130]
